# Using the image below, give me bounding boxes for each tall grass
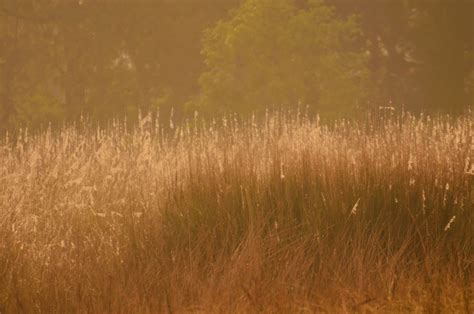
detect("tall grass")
[0,110,472,312]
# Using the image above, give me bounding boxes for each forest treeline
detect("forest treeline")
[0,0,473,130]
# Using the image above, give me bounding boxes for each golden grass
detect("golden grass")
[0,111,472,313]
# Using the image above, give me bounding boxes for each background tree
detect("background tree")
[0,0,472,132]
[409,0,473,111]
[330,0,473,111]
[196,0,369,116]
[0,0,61,131]
[0,0,238,130]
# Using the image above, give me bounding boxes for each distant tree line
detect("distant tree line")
[0,0,472,131]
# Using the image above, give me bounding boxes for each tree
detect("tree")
[409,0,473,111]
[196,0,369,116]
[0,0,63,131]
[328,0,473,112]
[118,1,239,121]
[0,0,239,131]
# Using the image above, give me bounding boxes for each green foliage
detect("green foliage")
[197,0,369,115]
[0,0,472,131]
[0,1,238,131]
[15,88,65,129]
[408,0,473,111]
[328,0,473,111]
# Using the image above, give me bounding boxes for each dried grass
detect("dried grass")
[0,110,472,313]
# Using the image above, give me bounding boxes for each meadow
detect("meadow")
[0,110,472,313]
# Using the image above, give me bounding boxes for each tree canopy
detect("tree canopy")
[197,0,369,116]
[0,0,472,131]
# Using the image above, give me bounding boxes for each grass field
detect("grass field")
[0,111,473,313]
